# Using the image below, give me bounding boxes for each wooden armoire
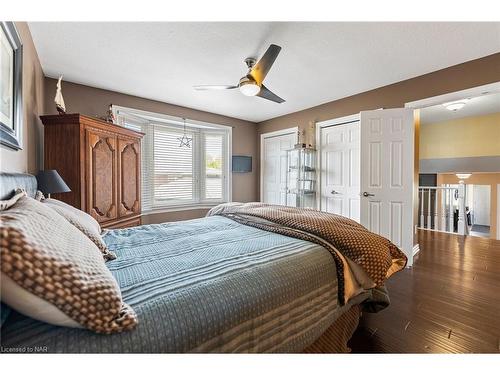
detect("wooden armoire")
[41,114,144,229]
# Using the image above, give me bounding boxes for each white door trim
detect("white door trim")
[316,114,360,211]
[260,127,298,202]
[497,184,500,240]
[316,113,361,129]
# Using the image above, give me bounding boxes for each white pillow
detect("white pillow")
[1,275,81,328]
[0,191,26,211]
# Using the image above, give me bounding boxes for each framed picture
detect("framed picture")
[0,22,23,150]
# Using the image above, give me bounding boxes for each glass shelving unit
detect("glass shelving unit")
[286,146,317,209]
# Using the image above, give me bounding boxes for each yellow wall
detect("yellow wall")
[437,173,500,239]
[420,112,500,159]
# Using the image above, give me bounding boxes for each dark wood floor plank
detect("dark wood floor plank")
[349,230,500,353]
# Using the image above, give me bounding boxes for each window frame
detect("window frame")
[113,106,232,213]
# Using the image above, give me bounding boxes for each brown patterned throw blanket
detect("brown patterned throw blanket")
[208,203,407,305]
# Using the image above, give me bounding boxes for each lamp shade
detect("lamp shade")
[36,170,71,195]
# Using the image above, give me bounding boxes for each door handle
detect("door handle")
[331,190,341,195]
[362,192,375,197]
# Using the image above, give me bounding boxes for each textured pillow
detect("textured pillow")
[0,191,26,211]
[14,188,44,201]
[43,198,116,261]
[0,196,137,334]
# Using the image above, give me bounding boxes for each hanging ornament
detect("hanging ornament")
[177,117,192,148]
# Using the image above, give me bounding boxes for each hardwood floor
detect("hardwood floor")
[349,230,500,353]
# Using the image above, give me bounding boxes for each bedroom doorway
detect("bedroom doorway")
[260,127,298,205]
[407,81,500,241]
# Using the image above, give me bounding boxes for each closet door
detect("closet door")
[117,137,141,218]
[261,130,296,205]
[85,128,118,223]
[319,121,361,221]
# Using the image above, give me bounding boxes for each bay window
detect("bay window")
[114,106,231,212]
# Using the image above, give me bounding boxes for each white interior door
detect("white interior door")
[261,130,296,205]
[472,185,490,226]
[360,108,415,264]
[320,121,360,221]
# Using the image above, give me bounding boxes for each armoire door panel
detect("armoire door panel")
[118,138,141,217]
[86,128,118,223]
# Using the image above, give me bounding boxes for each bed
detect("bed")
[0,172,397,353]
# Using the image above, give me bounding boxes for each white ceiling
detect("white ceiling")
[29,22,500,123]
[420,91,500,124]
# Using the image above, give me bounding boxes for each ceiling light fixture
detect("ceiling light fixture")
[456,173,471,179]
[239,77,260,97]
[443,99,469,111]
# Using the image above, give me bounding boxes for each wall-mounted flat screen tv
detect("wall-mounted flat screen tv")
[232,156,252,173]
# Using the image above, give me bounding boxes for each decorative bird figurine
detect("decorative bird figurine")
[54,75,66,114]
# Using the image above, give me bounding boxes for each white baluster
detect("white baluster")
[427,188,432,229]
[441,187,447,231]
[448,187,454,233]
[434,189,439,231]
[457,183,465,235]
[420,189,424,228]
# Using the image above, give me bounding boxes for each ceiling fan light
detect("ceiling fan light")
[456,173,472,179]
[239,81,260,97]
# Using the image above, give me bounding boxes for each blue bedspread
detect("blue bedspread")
[1,216,368,353]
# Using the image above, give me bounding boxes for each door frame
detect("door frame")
[260,127,298,202]
[497,184,500,240]
[315,113,360,211]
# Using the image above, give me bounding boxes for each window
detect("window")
[115,107,231,212]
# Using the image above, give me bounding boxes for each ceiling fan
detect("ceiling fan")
[193,44,285,104]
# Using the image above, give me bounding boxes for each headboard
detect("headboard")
[0,172,37,200]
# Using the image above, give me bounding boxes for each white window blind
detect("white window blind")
[153,125,196,205]
[205,133,224,200]
[118,108,231,212]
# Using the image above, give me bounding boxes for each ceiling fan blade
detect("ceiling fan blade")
[249,44,282,85]
[257,85,285,104]
[193,85,238,90]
